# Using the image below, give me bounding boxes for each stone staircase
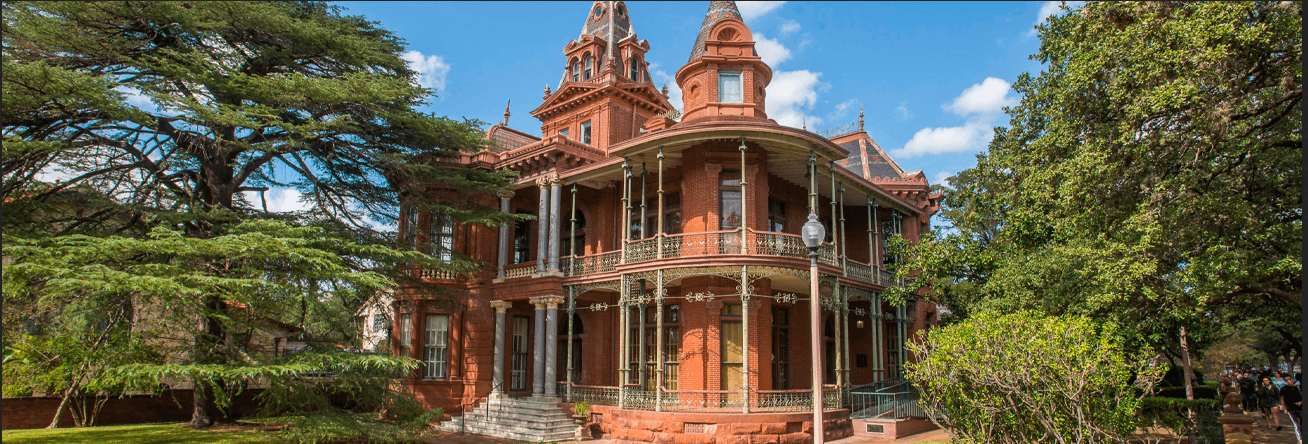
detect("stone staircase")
[437,396,579,442]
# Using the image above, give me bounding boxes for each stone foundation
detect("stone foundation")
[581,404,853,444]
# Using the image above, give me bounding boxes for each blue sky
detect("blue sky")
[335,0,1080,194]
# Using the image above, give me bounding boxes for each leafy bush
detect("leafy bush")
[1154,386,1218,400]
[1137,397,1223,443]
[906,311,1166,444]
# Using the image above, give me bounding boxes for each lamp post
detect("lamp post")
[802,212,826,444]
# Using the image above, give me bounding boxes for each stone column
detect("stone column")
[497,194,511,278]
[548,178,562,274]
[490,300,512,396]
[532,297,547,396]
[544,296,562,397]
[536,177,550,273]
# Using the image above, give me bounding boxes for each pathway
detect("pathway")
[1251,410,1301,444]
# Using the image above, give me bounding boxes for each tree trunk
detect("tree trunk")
[189,379,214,428]
[47,385,74,428]
[1180,325,1194,400]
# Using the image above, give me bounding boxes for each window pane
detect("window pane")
[720,190,742,230]
[581,121,592,145]
[424,314,449,379]
[718,71,743,103]
[511,317,528,390]
[398,315,412,358]
[664,211,681,234]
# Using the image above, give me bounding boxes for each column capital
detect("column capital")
[529,295,563,309]
[497,190,515,199]
[537,172,561,188]
[490,300,513,312]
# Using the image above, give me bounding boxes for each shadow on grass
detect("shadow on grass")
[1,422,280,444]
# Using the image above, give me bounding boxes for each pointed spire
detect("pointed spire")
[689,1,744,62]
[502,99,511,126]
[858,100,864,132]
[802,115,807,131]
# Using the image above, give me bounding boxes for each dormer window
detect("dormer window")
[583,54,592,79]
[718,71,742,103]
[630,57,640,81]
[571,59,580,82]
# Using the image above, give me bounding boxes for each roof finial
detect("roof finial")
[502,99,511,126]
[543,84,552,99]
[661,84,669,96]
[802,115,806,131]
[858,100,864,132]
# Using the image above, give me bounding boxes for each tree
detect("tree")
[2,0,519,431]
[906,311,1166,444]
[888,1,1300,361]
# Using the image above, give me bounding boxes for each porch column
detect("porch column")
[548,177,562,274]
[545,296,561,397]
[536,177,550,273]
[834,286,845,387]
[620,160,631,264]
[497,194,511,278]
[871,200,880,283]
[842,288,852,385]
[839,182,847,272]
[654,269,665,411]
[531,297,547,396]
[490,300,513,396]
[566,286,576,400]
[618,275,629,406]
[656,146,664,258]
[741,265,751,414]
[873,292,883,381]
[739,137,748,254]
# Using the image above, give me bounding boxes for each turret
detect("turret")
[674,1,773,124]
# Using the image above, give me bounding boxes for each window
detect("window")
[372,313,387,334]
[664,305,680,390]
[423,314,449,379]
[398,314,412,358]
[561,209,586,256]
[628,304,680,390]
[583,54,592,80]
[428,211,455,262]
[402,206,418,250]
[719,170,742,230]
[880,219,896,267]
[768,198,787,232]
[663,192,682,235]
[511,317,529,390]
[571,59,580,82]
[513,217,531,263]
[629,57,639,81]
[580,120,592,145]
[718,71,743,103]
[772,307,790,389]
[720,303,743,402]
[559,127,570,138]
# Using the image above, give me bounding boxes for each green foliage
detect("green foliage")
[906,311,1166,444]
[573,401,591,417]
[1,423,280,444]
[888,1,1302,360]
[1136,397,1223,441]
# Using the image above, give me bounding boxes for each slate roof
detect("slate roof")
[687,1,759,62]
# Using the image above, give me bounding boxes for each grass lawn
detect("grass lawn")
[2,423,282,444]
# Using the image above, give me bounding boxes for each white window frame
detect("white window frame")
[423,314,449,379]
[398,314,412,358]
[428,210,455,262]
[581,120,592,145]
[718,71,743,104]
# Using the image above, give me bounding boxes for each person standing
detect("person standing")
[1282,375,1302,441]
[1259,377,1284,431]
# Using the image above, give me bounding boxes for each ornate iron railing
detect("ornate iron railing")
[565,383,619,406]
[658,388,744,412]
[845,261,875,282]
[754,389,813,412]
[879,269,896,284]
[625,237,659,262]
[561,251,620,276]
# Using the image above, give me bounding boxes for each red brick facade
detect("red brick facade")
[394,1,941,440]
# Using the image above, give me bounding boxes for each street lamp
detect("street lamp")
[802,212,826,444]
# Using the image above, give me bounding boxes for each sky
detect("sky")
[334,0,1081,197]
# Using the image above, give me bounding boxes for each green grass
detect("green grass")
[1,423,281,444]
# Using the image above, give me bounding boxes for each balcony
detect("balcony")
[545,228,901,286]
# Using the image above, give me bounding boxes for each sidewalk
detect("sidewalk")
[1251,411,1301,444]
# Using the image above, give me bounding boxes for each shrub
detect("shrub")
[1154,385,1218,400]
[905,311,1166,444]
[1137,397,1223,442]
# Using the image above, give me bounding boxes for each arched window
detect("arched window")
[571,59,579,82]
[629,57,639,81]
[583,54,592,79]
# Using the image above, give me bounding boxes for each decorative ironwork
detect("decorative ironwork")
[622,387,658,410]
[772,292,798,304]
[755,390,813,412]
[570,280,621,295]
[685,291,716,303]
[567,384,619,406]
[589,302,610,312]
[853,308,866,316]
[815,121,859,138]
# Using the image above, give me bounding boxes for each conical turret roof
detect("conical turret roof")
[688,1,755,62]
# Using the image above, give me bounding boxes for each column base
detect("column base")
[533,270,565,278]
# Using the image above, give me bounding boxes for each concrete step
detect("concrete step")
[458,420,577,436]
[458,413,576,428]
[452,423,578,442]
[469,405,572,421]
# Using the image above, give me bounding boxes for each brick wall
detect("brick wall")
[3,389,265,430]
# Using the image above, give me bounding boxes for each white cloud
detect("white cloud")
[892,121,994,159]
[649,63,683,112]
[942,77,1018,117]
[753,33,792,66]
[116,86,154,110]
[243,187,313,213]
[402,50,451,94]
[780,20,801,35]
[894,77,1015,159]
[1026,1,1085,37]
[896,102,911,118]
[737,1,785,22]
[766,69,828,128]
[933,171,952,188]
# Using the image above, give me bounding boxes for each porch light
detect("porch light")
[802,212,825,249]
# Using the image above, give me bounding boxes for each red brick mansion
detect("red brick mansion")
[396,2,941,441]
